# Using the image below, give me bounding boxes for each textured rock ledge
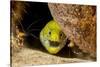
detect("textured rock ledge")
[48,3,96,58]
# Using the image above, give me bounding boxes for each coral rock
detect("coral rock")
[48,3,96,58]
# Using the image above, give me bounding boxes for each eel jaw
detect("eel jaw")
[44,40,66,54]
[40,34,67,54]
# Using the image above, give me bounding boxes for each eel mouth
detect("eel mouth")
[49,40,60,47]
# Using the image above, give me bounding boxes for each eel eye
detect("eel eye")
[60,32,63,37]
[49,31,51,35]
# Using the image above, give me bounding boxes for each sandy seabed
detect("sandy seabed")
[11,47,92,67]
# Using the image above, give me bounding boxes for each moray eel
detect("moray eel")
[40,20,66,54]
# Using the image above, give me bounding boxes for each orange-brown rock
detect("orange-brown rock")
[48,3,96,58]
[11,1,28,52]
